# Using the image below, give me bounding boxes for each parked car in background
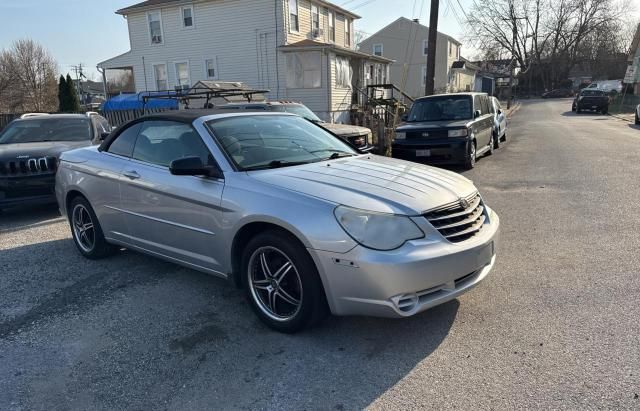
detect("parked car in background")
[587,80,622,94]
[572,89,609,114]
[0,113,110,211]
[542,89,574,98]
[490,97,507,148]
[218,101,374,152]
[635,104,640,125]
[55,110,499,333]
[393,92,496,169]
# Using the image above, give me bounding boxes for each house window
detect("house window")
[345,18,351,46]
[335,56,351,88]
[289,0,299,32]
[174,61,190,89]
[286,52,321,89]
[182,6,194,28]
[205,58,217,79]
[422,65,427,86]
[373,44,383,56]
[148,11,163,44]
[311,5,319,35]
[153,64,168,90]
[328,10,335,42]
[423,39,428,56]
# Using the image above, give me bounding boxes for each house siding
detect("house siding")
[359,17,461,98]
[284,0,352,47]
[101,0,287,99]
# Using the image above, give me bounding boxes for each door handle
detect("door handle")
[123,170,140,180]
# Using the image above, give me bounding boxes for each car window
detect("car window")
[107,122,142,157]
[133,120,213,168]
[480,96,490,115]
[94,116,111,133]
[206,115,356,170]
[493,98,501,110]
[0,117,91,144]
[408,95,473,122]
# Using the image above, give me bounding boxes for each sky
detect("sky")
[0,0,479,79]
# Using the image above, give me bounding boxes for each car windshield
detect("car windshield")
[0,117,91,144]
[207,115,357,170]
[581,90,605,96]
[271,105,322,122]
[407,96,473,122]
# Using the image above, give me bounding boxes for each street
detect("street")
[1,98,639,409]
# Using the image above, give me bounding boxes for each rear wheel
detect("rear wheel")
[493,130,500,149]
[463,141,476,170]
[241,230,328,333]
[69,196,115,259]
[635,113,640,125]
[601,106,608,115]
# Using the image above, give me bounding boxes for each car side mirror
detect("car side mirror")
[170,156,223,178]
[474,110,482,118]
[100,132,110,141]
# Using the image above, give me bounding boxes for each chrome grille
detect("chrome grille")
[424,192,485,243]
[0,157,57,176]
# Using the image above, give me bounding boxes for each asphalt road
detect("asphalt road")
[1,99,639,410]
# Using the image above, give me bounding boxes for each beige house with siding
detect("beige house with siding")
[98,0,391,122]
[358,17,462,98]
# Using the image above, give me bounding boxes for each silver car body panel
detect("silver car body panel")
[56,112,499,318]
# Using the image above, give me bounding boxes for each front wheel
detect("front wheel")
[601,106,608,115]
[463,141,476,170]
[241,230,328,333]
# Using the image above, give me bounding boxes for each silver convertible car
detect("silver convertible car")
[56,110,499,332]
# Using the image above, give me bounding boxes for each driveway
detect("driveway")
[1,98,639,409]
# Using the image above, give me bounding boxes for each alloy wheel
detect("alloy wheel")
[72,204,96,253]
[248,246,303,322]
[470,143,476,166]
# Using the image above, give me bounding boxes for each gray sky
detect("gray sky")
[0,0,475,79]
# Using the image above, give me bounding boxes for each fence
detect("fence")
[102,108,176,128]
[609,93,640,115]
[0,113,20,132]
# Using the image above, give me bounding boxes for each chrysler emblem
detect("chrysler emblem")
[459,198,469,209]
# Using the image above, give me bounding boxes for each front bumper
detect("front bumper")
[392,138,471,165]
[309,209,499,318]
[0,174,57,208]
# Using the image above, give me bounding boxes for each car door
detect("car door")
[96,121,144,242]
[118,120,226,274]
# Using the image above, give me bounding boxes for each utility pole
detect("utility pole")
[71,64,86,106]
[424,0,439,95]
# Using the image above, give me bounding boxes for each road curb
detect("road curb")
[608,113,633,122]
[506,102,522,119]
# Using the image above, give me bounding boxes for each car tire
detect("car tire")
[576,106,581,114]
[493,131,500,149]
[601,106,608,115]
[463,141,476,170]
[68,196,115,259]
[501,131,507,142]
[241,229,328,333]
[635,114,640,125]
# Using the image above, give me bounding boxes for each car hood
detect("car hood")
[320,123,371,137]
[0,141,90,161]
[396,119,471,131]
[249,155,477,215]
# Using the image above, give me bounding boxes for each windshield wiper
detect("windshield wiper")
[243,160,313,171]
[309,149,356,160]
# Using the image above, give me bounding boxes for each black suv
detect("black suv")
[392,93,496,169]
[572,89,609,114]
[0,113,110,210]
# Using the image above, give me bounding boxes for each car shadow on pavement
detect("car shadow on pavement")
[0,237,460,410]
[628,124,640,131]
[0,204,61,232]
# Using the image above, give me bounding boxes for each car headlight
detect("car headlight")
[448,129,468,137]
[395,131,406,140]
[334,206,424,250]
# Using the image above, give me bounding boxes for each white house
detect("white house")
[98,0,392,122]
[358,17,462,98]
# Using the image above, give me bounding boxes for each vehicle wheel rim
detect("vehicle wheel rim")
[470,144,476,165]
[72,204,96,253]
[248,246,303,322]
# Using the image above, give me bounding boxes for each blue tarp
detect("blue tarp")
[101,92,179,111]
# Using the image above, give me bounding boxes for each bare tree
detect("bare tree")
[0,39,58,113]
